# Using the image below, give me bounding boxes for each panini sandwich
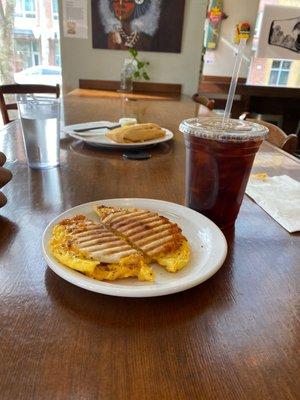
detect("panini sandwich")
[106,123,165,143]
[50,215,153,281]
[95,206,190,272]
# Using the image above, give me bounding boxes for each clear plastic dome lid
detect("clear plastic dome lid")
[179,117,269,142]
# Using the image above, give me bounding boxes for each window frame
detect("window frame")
[14,38,41,69]
[268,60,291,86]
[15,0,36,19]
[54,40,61,66]
[31,40,41,66]
[51,0,59,21]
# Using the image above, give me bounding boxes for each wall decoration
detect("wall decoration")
[205,0,228,50]
[234,22,251,44]
[91,0,186,53]
[256,5,300,60]
[63,0,88,39]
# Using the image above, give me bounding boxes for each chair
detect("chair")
[239,112,298,156]
[192,93,215,110]
[247,113,283,128]
[0,84,60,125]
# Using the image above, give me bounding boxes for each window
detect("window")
[15,0,23,17]
[54,40,61,66]
[15,0,36,18]
[269,60,291,86]
[24,0,35,12]
[247,0,300,88]
[31,41,40,65]
[14,39,40,69]
[15,40,32,69]
[10,0,62,89]
[52,0,59,20]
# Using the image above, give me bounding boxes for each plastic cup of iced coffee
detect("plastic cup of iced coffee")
[179,117,269,230]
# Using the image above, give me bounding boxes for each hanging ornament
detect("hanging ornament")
[205,0,228,50]
[207,5,227,26]
[234,22,251,44]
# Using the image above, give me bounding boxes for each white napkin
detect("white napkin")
[63,121,116,137]
[246,174,300,233]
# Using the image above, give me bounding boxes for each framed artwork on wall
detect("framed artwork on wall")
[91,0,186,53]
[256,5,300,60]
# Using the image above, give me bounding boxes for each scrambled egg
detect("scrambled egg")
[50,222,190,281]
[90,257,154,281]
[50,225,154,282]
[156,240,190,272]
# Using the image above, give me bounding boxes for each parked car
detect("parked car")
[14,65,62,86]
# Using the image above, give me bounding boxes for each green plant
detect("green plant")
[128,47,150,81]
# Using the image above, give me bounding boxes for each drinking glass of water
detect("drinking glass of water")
[17,95,60,169]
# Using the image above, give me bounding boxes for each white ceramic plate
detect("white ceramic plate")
[63,121,174,149]
[42,199,227,297]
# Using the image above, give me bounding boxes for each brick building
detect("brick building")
[14,0,60,72]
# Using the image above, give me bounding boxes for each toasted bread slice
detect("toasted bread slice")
[50,215,153,281]
[106,123,165,143]
[95,206,190,272]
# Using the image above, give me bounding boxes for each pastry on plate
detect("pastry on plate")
[50,215,153,281]
[106,123,166,143]
[95,206,190,272]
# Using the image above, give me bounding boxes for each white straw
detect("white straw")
[222,38,247,124]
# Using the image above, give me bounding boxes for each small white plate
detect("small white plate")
[63,121,174,149]
[42,199,227,297]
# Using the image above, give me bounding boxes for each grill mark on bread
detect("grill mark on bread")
[58,215,140,263]
[129,224,171,241]
[103,211,148,225]
[133,230,173,247]
[117,216,161,234]
[74,229,102,237]
[118,220,171,237]
[90,249,136,262]
[95,206,184,259]
[77,237,125,250]
[74,231,115,241]
[81,243,131,254]
[147,244,173,257]
[105,214,157,231]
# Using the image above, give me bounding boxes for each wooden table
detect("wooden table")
[68,88,181,101]
[0,94,299,400]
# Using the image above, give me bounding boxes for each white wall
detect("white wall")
[59,0,208,95]
[203,0,259,78]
